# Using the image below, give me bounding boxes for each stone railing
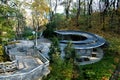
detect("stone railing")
[0,60,18,73]
[0,64,44,80]
[38,52,49,66]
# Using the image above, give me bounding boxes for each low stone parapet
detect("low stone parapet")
[0,63,49,80]
[0,60,18,73]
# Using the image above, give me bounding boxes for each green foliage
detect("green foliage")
[0,45,10,62]
[44,36,79,80]
[43,22,57,38]
[22,27,33,39]
[49,37,60,60]
[44,39,81,80]
[0,5,16,43]
[64,42,76,60]
[53,13,65,24]
[80,57,114,79]
[108,37,120,53]
[44,52,74,80]
[44,13,65,38]
[0,5,16,16]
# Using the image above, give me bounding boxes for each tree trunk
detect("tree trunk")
[16,18,20,39]
[54,0,58,14]
[117,0,120,9]
[49,0,54,21]
[87,0,93,28]
[84,0,86,16]
[65,0,72,19]
[76,0,81,26]
[88,0,93,15]
[103,0,109,14]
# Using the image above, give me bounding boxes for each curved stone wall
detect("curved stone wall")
[55,30,106,49]
[55,30,106,65]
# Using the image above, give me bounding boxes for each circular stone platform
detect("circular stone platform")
[55,30,106,49]
[55,30,106,65]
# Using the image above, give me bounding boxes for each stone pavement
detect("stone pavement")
[0,39,50,80]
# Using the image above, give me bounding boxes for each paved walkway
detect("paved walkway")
[16,55,43,73]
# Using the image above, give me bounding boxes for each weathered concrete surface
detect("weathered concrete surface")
[0,39,50,80]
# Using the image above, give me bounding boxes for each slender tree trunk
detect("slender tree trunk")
[100,0,109,31]
[113,0,116,10]
[88,0,93,15]
[109,0,116,30]
[76,0,81,26]
[99,0,102,24]
[32,15,35,29]
[54,0,58,14]
[87,0,93,28]
[84,0,86,16]
[117,0,120,9]
[49,0,53,21]
[116,0,120,14]
[16,17,20,39]
[103,0,109,14]
[65,0,72,19]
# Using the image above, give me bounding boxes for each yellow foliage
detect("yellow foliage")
[8,41,20,45]
[31,0,50,31]
[62,69,73,79]
[114,57,119,64]
[0,45,3,55]
[31,0,50,14]
[101,76,109,80]
[48,66,52,71]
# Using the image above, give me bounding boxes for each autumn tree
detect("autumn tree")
[31,0,50,38]
[12,0,26,39]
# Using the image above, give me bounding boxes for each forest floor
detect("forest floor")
[109,63,120,80]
